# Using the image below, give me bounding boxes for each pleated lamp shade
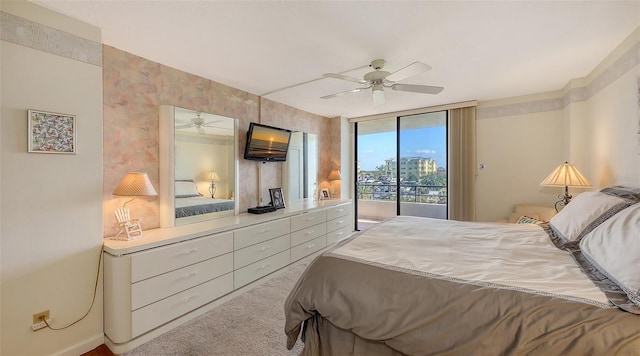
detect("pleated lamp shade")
[113,172,158,196]
[540,162,591,187]
[208,171,221,181]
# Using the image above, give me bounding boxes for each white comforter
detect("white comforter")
[331,216,609,306]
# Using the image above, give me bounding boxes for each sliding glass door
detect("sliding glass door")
[398,112,447,218]
[355,117,398,228]
[355,111,448,230]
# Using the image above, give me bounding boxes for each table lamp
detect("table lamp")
[112,172,157,240]
[540,162,591,211]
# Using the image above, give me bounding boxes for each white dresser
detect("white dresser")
[103,200,352,354]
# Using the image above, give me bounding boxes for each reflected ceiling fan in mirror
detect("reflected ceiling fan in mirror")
[175,112,222,133]
[321,59,444,105]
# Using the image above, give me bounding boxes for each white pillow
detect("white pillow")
[580,203,640,307]
[549,191,633,245]
[175,180,201,198]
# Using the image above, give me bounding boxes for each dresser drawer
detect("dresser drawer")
[131,253,233,310]
[234,250,290,289]
[290,210,326,232]
[131,232,233,282]
[326,204,351,220]
[234,234,290,269]
[234,220,290,250]
[326,225,353,245]
[131,272,233,338]
[291,222,326,247]
[327,215,351,233]
[291,235,326,262]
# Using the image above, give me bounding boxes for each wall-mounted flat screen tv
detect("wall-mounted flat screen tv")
[243,122,292,162]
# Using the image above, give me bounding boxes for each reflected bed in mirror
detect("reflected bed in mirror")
[174,179,234,217]
[160,105,239,227]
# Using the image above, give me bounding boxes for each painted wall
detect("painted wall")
[102,46,335,237]
[0,2,104,355]
[476,26,640,222]
[575,68,640,187]
[476,107,564,221]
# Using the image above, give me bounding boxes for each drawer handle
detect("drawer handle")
[261,228,271,234]
[183,294,199,303]
[258,263,271,271]
[183,270,198,279]
[337,220,344,224]
[260,245,271,252]
[183,248,200,256]
[305,230,315,235]
[337,232,344,236]
[306,217,315,221]
[337,209,344,212]
[305,243,315,250]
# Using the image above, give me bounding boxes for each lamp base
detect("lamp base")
[209,182,217,199]
[554,186,572,212]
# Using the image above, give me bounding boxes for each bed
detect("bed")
[174,180,234,218]
[284,186,640,356]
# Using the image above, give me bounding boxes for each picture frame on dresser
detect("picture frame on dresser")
[269,188,286,209]
[320,189,330,200]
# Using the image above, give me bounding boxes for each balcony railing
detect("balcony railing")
[357,183,447,204]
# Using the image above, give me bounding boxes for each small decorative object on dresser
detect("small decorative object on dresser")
[269,187,286,209]
[28,109,76,154]
[320,189,330,200]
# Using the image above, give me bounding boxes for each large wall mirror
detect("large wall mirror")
[284,131,318,204]
[159,105,239,227]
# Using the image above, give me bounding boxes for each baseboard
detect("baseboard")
[52,333,104,356]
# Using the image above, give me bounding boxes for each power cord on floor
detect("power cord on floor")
[40,243,104,330]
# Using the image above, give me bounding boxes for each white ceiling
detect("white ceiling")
[32,1,640,119]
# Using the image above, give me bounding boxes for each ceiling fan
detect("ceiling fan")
[175,112,221,133]
[321,59,444,105]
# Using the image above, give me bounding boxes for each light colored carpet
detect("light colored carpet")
[124,262,308,356]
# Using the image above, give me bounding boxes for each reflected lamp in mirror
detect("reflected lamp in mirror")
[328,169,342,198]
[540,162,591,212]
[207,170,221,198]
[112,172,158,240]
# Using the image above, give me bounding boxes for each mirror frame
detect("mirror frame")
[159,105,239,227]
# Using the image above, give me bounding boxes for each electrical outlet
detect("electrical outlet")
[32,310,50,331]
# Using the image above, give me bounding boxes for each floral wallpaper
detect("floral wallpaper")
[103,45,336,237]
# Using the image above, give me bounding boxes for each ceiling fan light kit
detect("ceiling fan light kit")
[322,58,444,105]
[372,84,385,106]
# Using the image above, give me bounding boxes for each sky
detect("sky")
[357,125,447,171]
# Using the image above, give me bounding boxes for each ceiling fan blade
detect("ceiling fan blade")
[175,124,194,129]
[391,83,444,95]
[203,120,223,127]
[321,87,368,99]
[323,73,369,85]
[386,61,432,82]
